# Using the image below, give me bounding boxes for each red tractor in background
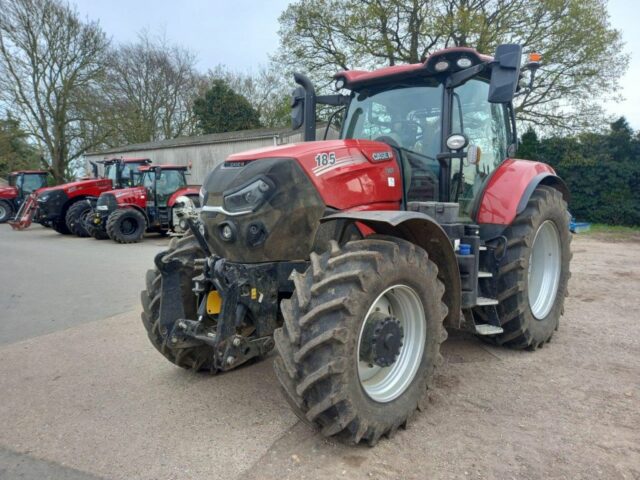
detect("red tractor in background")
[88,164,200,243]
[10,157,150,235]
[0,170,49,223]
[142,44,572,445]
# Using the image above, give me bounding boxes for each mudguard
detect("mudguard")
[321,210,462,329]
[475,159,569,225]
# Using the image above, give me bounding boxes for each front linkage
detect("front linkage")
[154,226,307,371]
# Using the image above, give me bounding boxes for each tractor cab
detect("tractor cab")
[96,157,151,188]
[292,45,537,222]
[140,165,188,209]
[0,170,49,223]
[7,170,49,198]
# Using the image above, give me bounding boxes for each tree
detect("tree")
[0,116,41,179]
[193,80,262,134]
[104,32,203,145]
[207,64,291,128]
[517,118,640,226]
[0,0,111,183]
[277,0,628,132]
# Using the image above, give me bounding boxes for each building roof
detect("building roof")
[86,126,299,156]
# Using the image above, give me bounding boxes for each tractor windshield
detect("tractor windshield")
[342,80,443,201]
[105,162,146,187]
[21,173,47,193]
[142,169,186,207]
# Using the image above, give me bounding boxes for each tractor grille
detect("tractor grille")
[97,193,117,213]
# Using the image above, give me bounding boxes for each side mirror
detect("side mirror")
[488,44,522,103]
[291,86,305,130]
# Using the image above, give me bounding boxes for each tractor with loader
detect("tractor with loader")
[88,164,200,243]
[0,170,49,223]
[141,44,571,445]
[10,157,150,235]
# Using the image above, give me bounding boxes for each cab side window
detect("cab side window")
[452,79,511,216]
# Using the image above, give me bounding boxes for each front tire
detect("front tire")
[0,200,14,223]
[85,212,109,240]
[140,234,216,371]
[106,208,146,243]
[274,236,447,445]
[65,201,92,237]
[492,186,571,349]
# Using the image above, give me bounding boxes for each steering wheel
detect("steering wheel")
[374,135,400,148]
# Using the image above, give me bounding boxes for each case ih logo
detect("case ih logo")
[371,151,392,161]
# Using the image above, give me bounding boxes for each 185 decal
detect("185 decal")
[315,152,336,167]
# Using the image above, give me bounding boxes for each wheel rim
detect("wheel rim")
[528,220,562,319]
[121,218,137,235]
[357,284,426,403]
[0,204,6,219]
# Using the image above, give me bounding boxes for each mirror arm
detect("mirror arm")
[446,63,487,89]
[316,94,350,106]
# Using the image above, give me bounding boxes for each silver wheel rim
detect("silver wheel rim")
[0,204,6,219]
[528,220,562,319]
[357,284,426,403]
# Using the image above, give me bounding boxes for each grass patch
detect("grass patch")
[583,223,640,242]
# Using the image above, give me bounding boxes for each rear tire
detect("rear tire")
[0,200,14,223]
[65,201,92,237]
[140,234,217,371]
[106,208,146,243]
[274,236,447,445]
[491,186,571,349]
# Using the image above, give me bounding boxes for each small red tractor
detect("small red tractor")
[0,170,49,223]
[142,44,571,445]
[10,157,150,235]
[88,164,200,243]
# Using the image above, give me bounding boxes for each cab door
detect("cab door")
[450,78,514,218]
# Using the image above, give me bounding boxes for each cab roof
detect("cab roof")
[335,47,493,89]
[138,164,187,172]
[98,157,152,164]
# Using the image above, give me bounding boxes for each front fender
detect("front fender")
[475,159,569,225]
[322,210,462,329]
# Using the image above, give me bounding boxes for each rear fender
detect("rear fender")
[322,210,462,329]
[168,187,200,207]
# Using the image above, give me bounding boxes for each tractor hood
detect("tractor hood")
[199,139,401,262]
[0,186,18,200]
[36,178,113,199]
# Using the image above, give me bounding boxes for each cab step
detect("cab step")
[478,270,492,278]
[476,296,499,306]
[475,324,504,335]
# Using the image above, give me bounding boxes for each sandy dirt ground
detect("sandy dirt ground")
[0,232,638,480]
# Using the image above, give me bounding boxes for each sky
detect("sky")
[73,0,640,130]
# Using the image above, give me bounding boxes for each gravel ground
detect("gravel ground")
[0,230,638,480]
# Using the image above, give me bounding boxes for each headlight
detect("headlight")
[37,193,50,202]
[223,178,273,214]
[96,205,109,211]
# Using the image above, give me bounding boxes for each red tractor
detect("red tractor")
[0,170,49,223]
[10,157,150,235]
[142,44,571,445]
[89,165,200,243]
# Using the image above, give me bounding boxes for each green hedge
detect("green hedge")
[517,118,640,227]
